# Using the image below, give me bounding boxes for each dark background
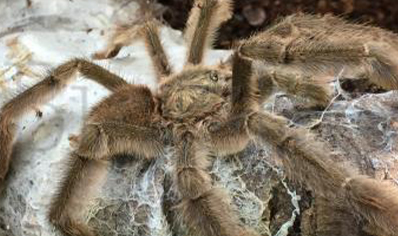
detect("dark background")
[158,0,398,48]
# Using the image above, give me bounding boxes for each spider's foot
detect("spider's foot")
[92,44,122,60]
[76,124,109,159]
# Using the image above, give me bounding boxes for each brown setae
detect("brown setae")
[1,0,398,235]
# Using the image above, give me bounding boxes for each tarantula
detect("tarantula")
[1,0,398,235]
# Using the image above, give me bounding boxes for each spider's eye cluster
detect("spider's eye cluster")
[209,71,219,82]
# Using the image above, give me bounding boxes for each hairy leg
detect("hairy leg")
[141,21,172,81]
[206,52,255,155]
[220,52,332,107]
[344,176,398,236]
[173,131,257,236]
[230,52,258,114]
[76,122,166,160]
[303,196,362,236]
[94,20,172,83]
[255,67,332,107]
[206,53,254,155]
[0,58,127,183]
[49,85,167,236]
[220,52,398,234]
[248,112,347,195]
[185,0,232,65]
[239,14,398,90]
[210,53,358,234]
[248,111,398,236]
[223,17,398,234]
[77,84,168,159]
[49,127,165,236]
[91,24,137,60]
[48,153,105,236]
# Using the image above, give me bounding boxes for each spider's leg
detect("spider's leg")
[185,0,232,65]
[230,52,258,114]
[76,121,166,161]
[173,131,258,236]
[92,24,136,60]
[240,14,398,90]
[141,21,172,81]
[48,153,105,236]
[218,53,331,107]
[207,116,250,156]
[49,127,164,236]
[306,196,362,235]
[0,59,128,184]
[343,176,398,236]
[219,36,398,235]
[207,53,254,155]
[49,85,167,236]
[248,112,347,195]
[256,67,332,107]
[247,111,398,236]
[76,84,168,160]
[94,21,173,83]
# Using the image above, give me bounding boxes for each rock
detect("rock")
[242,5,266,26]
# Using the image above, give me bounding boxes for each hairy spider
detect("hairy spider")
[1,0,398,235]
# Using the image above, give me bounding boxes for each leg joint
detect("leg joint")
[177,167,212,200]
[76,124,109,160]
